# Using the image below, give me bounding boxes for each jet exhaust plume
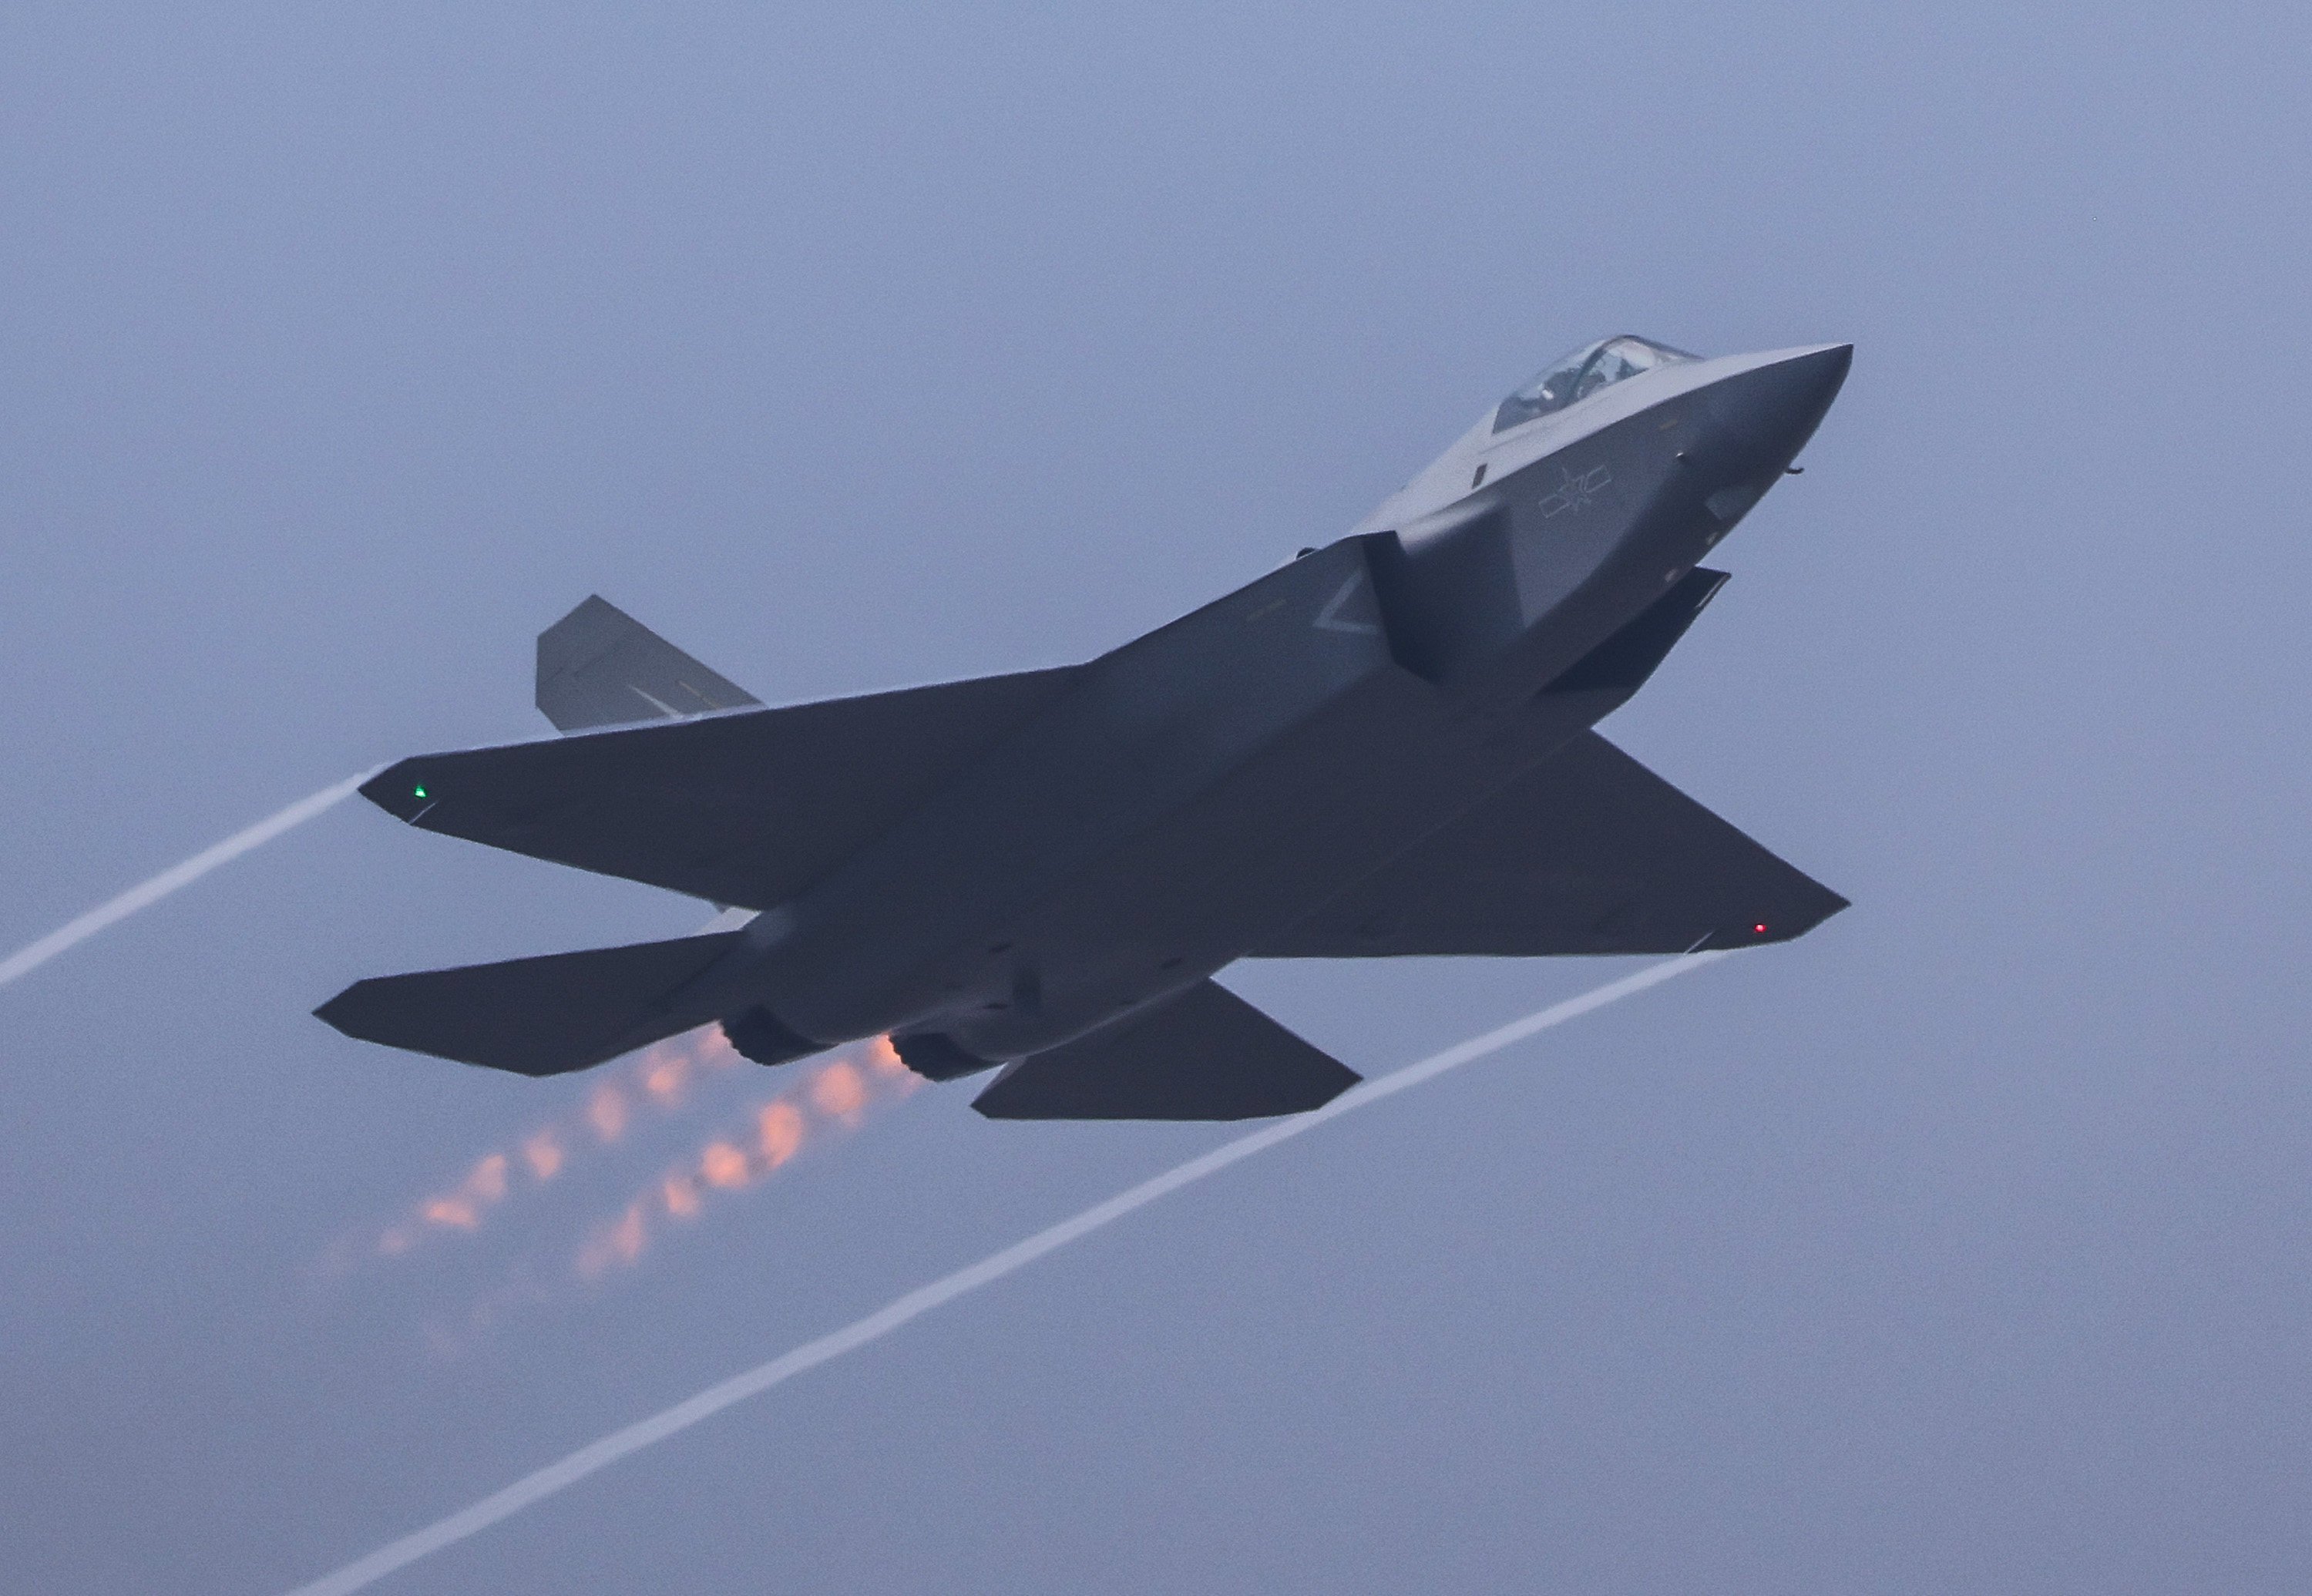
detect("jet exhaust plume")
[587,1084,630,1145]
[344,1025,750,1272]
[282,953,1731,1596]
[573,1043,918,1282]
[374,1036,921,1356]
[0,768,379,990]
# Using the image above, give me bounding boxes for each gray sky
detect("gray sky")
[4,3,2309,1591]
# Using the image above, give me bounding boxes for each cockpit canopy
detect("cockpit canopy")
[1493,334,1696,434]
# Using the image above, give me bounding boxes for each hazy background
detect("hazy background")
[4,4,2309,1591]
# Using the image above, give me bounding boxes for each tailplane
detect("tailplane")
[971,980,1359,1121]
[314,930,754,1077]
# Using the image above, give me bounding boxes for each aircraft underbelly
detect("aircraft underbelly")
[937,667,1589,1060]
[743,539,1394,1039]
[755,525,1692,1057]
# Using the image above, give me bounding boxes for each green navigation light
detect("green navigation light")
[412,786,428,800]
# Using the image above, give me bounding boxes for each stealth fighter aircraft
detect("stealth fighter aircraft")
[319,335,1852,1119]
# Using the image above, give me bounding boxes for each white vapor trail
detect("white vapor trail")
[0,769,378,990]
[283,949,1734,1596]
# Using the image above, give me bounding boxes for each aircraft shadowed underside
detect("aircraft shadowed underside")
[318,336,1853,1120]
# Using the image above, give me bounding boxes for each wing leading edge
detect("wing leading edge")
[361,664,1086,910]
[1251,731,1846,957]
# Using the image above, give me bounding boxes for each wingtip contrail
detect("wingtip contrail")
[0,768,380,990]
[281,949,1734,1596]
[2,762,1739,1594]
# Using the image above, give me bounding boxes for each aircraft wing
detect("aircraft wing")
[1250,731,1846,957]
[316,931,749,1076]
[360,666,1085,909]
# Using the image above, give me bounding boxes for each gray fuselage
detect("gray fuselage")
[704,344,1852,1069]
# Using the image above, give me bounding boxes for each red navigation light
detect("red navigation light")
[1752,922,1768,935]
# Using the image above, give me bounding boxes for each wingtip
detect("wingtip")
[1719,891,1849,949]
[312,982,366,1036]
[359,761,436,824]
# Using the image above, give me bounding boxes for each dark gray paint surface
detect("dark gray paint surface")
[4,5,2311,1593]
[315,931,748,1077]
[973,979,1363,1121]
[534,595,762,733]
[324,354,1845,1100]
[1252,729,1846,957]
[369,664,1084,907]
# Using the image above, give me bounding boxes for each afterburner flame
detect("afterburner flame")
[574,1040,919,1282]
[587,1084,630,1144]
[341,1028,924,1352]
[365,1023,761,1264]
[758,1102,804,1168]
[420,1197,478,1231]
[642,1050,691,1107]
[701,1141,748,1189]
[608,1203,646,1265]
[812,1060,867,1121]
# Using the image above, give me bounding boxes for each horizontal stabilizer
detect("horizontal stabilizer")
[363,665,1085,909]
[972,979,1360,1121]
[315,931,748,1076]
[1252,731,1846,957]
[536,596,762,733]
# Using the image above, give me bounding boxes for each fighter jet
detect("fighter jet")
[318,334,1852,1120]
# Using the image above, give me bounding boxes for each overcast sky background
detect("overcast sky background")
[4,4,2310,1591]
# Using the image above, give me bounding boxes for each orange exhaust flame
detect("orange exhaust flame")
[572,1040,919,1283]
[701,1141,748,1189]
[410,1150,512,1235]
[759,1100,804,1168]
[611,1203,645,1262]
[422,1197,479,1231]
[469,1153,508,1201]
[587,1084,630,1144]
[336,1026,926,1352]
[355,1022,765,1268]
[642,1050,691,1107]
[811,1060,867,1122]
[412,1037,922,1351]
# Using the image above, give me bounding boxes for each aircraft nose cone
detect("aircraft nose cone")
[1706,343,1852,465]
[1770,341,1853,432]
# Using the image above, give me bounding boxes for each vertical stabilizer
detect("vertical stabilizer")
[536,595,763,733]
